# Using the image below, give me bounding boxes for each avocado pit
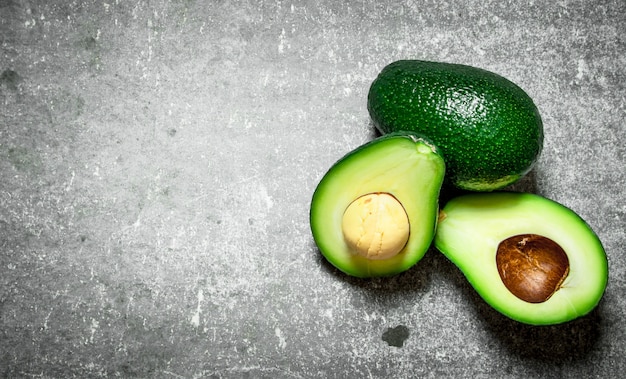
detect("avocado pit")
[341,192,410,260]
[496,234,570,303]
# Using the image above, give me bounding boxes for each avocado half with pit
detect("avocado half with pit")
[310,131,445,278]
[435,192,608,325]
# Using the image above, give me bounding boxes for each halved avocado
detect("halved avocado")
[310,132,445,278]
[435,192,608,325]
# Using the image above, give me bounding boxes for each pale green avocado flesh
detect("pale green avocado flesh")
[434,192,608,325]
[310,132,445,278]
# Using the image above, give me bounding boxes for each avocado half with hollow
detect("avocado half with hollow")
[310,131,445,278]
[434,192,608,325]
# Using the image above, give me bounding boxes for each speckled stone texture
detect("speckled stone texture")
[1,0,625,378]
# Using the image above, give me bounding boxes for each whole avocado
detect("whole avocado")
[367,60,543,191]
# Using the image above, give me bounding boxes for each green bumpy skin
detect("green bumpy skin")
[368,60,543,191]
[435,192,608,325]
[310,131,445,278]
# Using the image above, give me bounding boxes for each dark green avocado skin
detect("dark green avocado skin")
[367,60,543,191]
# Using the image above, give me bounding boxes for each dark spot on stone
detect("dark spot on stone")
[7,146,40,173]
[0,69,20,91]
[167,128,177,137]
[248,218,254,225]
[207,215,223,225]
[236,343,249,354]
[82,36,97,50]
[80,235,87,242]
[382,325,410,347]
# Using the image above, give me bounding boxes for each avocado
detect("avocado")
[367,60,543,191]
[310,131,445,278]
[434,192,608,325]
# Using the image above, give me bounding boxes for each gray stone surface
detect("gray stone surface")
[1,0,625,377]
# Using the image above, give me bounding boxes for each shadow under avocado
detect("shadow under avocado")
[312,238,435,299]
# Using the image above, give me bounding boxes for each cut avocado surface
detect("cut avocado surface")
[434,192,608,325]
[368,60,543,191]
[310,131,445,278]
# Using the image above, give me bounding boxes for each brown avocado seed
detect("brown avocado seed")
[496,234,570,303]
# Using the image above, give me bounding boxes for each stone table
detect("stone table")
[1,1,625,377]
